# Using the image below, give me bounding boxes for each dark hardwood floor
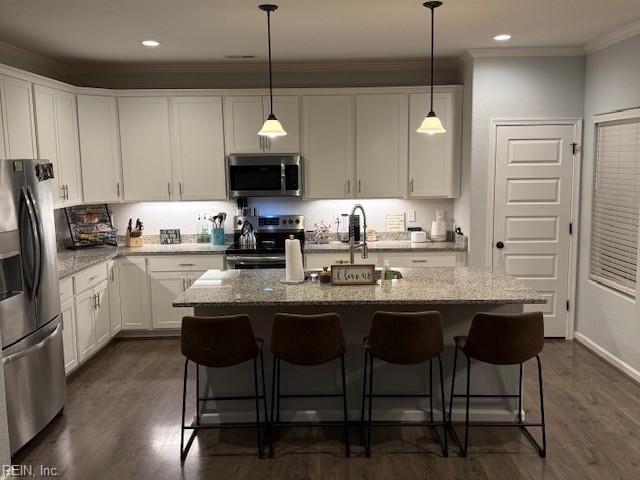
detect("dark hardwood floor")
[15,338,640,479]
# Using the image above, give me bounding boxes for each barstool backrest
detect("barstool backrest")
[181,315,259,367]
[368,311,443,364]
[271,313,346,366]
[464,312,544,365]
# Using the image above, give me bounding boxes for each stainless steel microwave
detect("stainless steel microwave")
[226,154,303,198]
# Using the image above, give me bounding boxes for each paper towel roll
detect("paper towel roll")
[285,238,304,282]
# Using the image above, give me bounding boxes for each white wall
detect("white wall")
[464,55,585,266]
[108,198,454,237]
[575,33,640,375]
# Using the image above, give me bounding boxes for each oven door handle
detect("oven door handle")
[226,255,286,265]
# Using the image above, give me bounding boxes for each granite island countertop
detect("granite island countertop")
[173,267,545,307]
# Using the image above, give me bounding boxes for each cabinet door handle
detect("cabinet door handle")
[93,294,98,310]
[182,278,186,290]
[97,293,101,309]
[116,182,120,199]
[178,263,194,267]
[410,178,414,193]
[358,179,362,193]
[412,259,428,263]
[110,268,115,282]
[179,181,183,198]
[65,185,69,200]
[167,182,171,198]
[346,180,351,194]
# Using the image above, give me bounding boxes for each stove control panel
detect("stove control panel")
[234,215,304,232]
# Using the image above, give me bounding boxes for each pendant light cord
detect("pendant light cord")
[267,9,274,116]
[430,5,435,113]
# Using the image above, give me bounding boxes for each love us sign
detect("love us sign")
[330,264,376,285]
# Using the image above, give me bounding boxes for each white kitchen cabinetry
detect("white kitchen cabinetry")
[107,260,122,336]
[408,92,461,198]
[305,252,380,269]
[356,95,408,198]
[305,250,466,269]
[118,257,151,330]
[75,281,109,363]
[302,95,355,198]
[0,75,36,159]
[33,85,82,206]
[94,281,110,348]
[118,97,173,201]
[170,97,226,200]
[224,95,299,154]
[60,297,78,374]
[77,95,123,203]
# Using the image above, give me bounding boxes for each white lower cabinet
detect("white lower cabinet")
[149,271,193,329]
[107,260,122,336]
[305,252,378,269]
[60,297,78,374]
[305,250,467,269]
[118,257,152,330]
[74,288,97,363]
[94,281,110,348]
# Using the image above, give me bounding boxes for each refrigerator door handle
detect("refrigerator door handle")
[25,187,43,299]
[2,323,62,364]
[18,188,38,297]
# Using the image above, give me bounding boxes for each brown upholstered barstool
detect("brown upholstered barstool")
[269,313,350,457]
[180,315,268,463]
[448,312,546,457]
[361,311,448,457]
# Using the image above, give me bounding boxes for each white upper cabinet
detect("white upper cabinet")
[0,75,36,159]
[223,96,264,153]
[262,96,300,153]
[33,85,82,206]
[356,94,408,198]
[224,95,300,154]
[302,95,355,198]
[170,96,226,200]
[408,91,461,198]
[118,97,173,201]
[77,95,123,203]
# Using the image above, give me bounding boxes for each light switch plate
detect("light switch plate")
[407,210,416,222]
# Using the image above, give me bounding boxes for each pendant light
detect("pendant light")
[417,1,446,135]
[258,4,287,137]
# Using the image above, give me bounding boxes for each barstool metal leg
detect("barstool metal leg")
[463,355,471,457]
[537,355,547,457]
[437,354,448,456]
[360,349,368,425]
[260,351,269,427]
[180,358,198,464]
[518,363,523,424]
[366,353,374,457]
[429,360,434,424]
[276,358,281,424]
[269,356,277,458]
[195,363,201,429]
[340,355,351,457]
[448,347,458,425]
[252,356,264,458]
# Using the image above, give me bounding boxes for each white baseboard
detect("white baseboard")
[574,332,640,384]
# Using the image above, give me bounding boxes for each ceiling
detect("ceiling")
[0,0,638,66]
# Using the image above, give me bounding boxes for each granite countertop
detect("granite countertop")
[173,267,545,307]
[304,240,465,252]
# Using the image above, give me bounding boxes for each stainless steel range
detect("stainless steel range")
[225,215,304,269]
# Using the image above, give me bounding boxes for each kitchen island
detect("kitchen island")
[173,267,544,424]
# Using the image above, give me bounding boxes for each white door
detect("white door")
[107,260,122,336]
[356,95,408,198]
[262,96,300,153]
[54,91,82,205]
[118,97,173,200]
[170,96,226,200]
[492,123,577,337]
[302,95,355,198]
[61,298,78,374]
[223,96,264,153]
[0,75,36,159]
[94,281,111,348]
[75,289,97,362]
[408,92,461,198]
[149,271,190,329]
[77,95,122,202]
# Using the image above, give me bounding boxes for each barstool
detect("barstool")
[269,313,350,457]
[180,315,269,463]
[361,311,448,457]
[448,311,546,457]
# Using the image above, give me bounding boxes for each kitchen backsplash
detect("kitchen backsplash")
[55,198,457,246]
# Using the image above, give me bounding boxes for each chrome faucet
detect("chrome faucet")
[349,204,368,263]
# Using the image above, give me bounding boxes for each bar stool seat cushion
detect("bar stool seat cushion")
[181,315,259,368]
[271,313,346,366]
[366,311,444,364]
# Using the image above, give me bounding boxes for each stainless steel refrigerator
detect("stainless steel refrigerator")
[0,159,66,455]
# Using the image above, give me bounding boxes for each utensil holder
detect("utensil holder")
[211,228,225,246]
[126,235,144,247]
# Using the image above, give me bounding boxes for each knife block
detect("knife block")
[125,235,144,247]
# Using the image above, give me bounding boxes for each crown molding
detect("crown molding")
[0,41,68,80]
[467,47,584,58]
[584,18,640,54]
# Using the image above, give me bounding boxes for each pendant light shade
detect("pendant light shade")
[258,4,287,138]
[418,1,446,135]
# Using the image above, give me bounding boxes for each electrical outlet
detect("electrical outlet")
[407,210,416,222]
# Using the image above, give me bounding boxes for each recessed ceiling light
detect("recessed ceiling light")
[141,39,160,47]
[493,34,512,41]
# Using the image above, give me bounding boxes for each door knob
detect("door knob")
[496,241,504,249]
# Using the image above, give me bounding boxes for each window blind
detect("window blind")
[590,119,640,296]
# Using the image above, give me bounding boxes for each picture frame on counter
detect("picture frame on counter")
[331,264,376,285]
[160,229,182,245]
